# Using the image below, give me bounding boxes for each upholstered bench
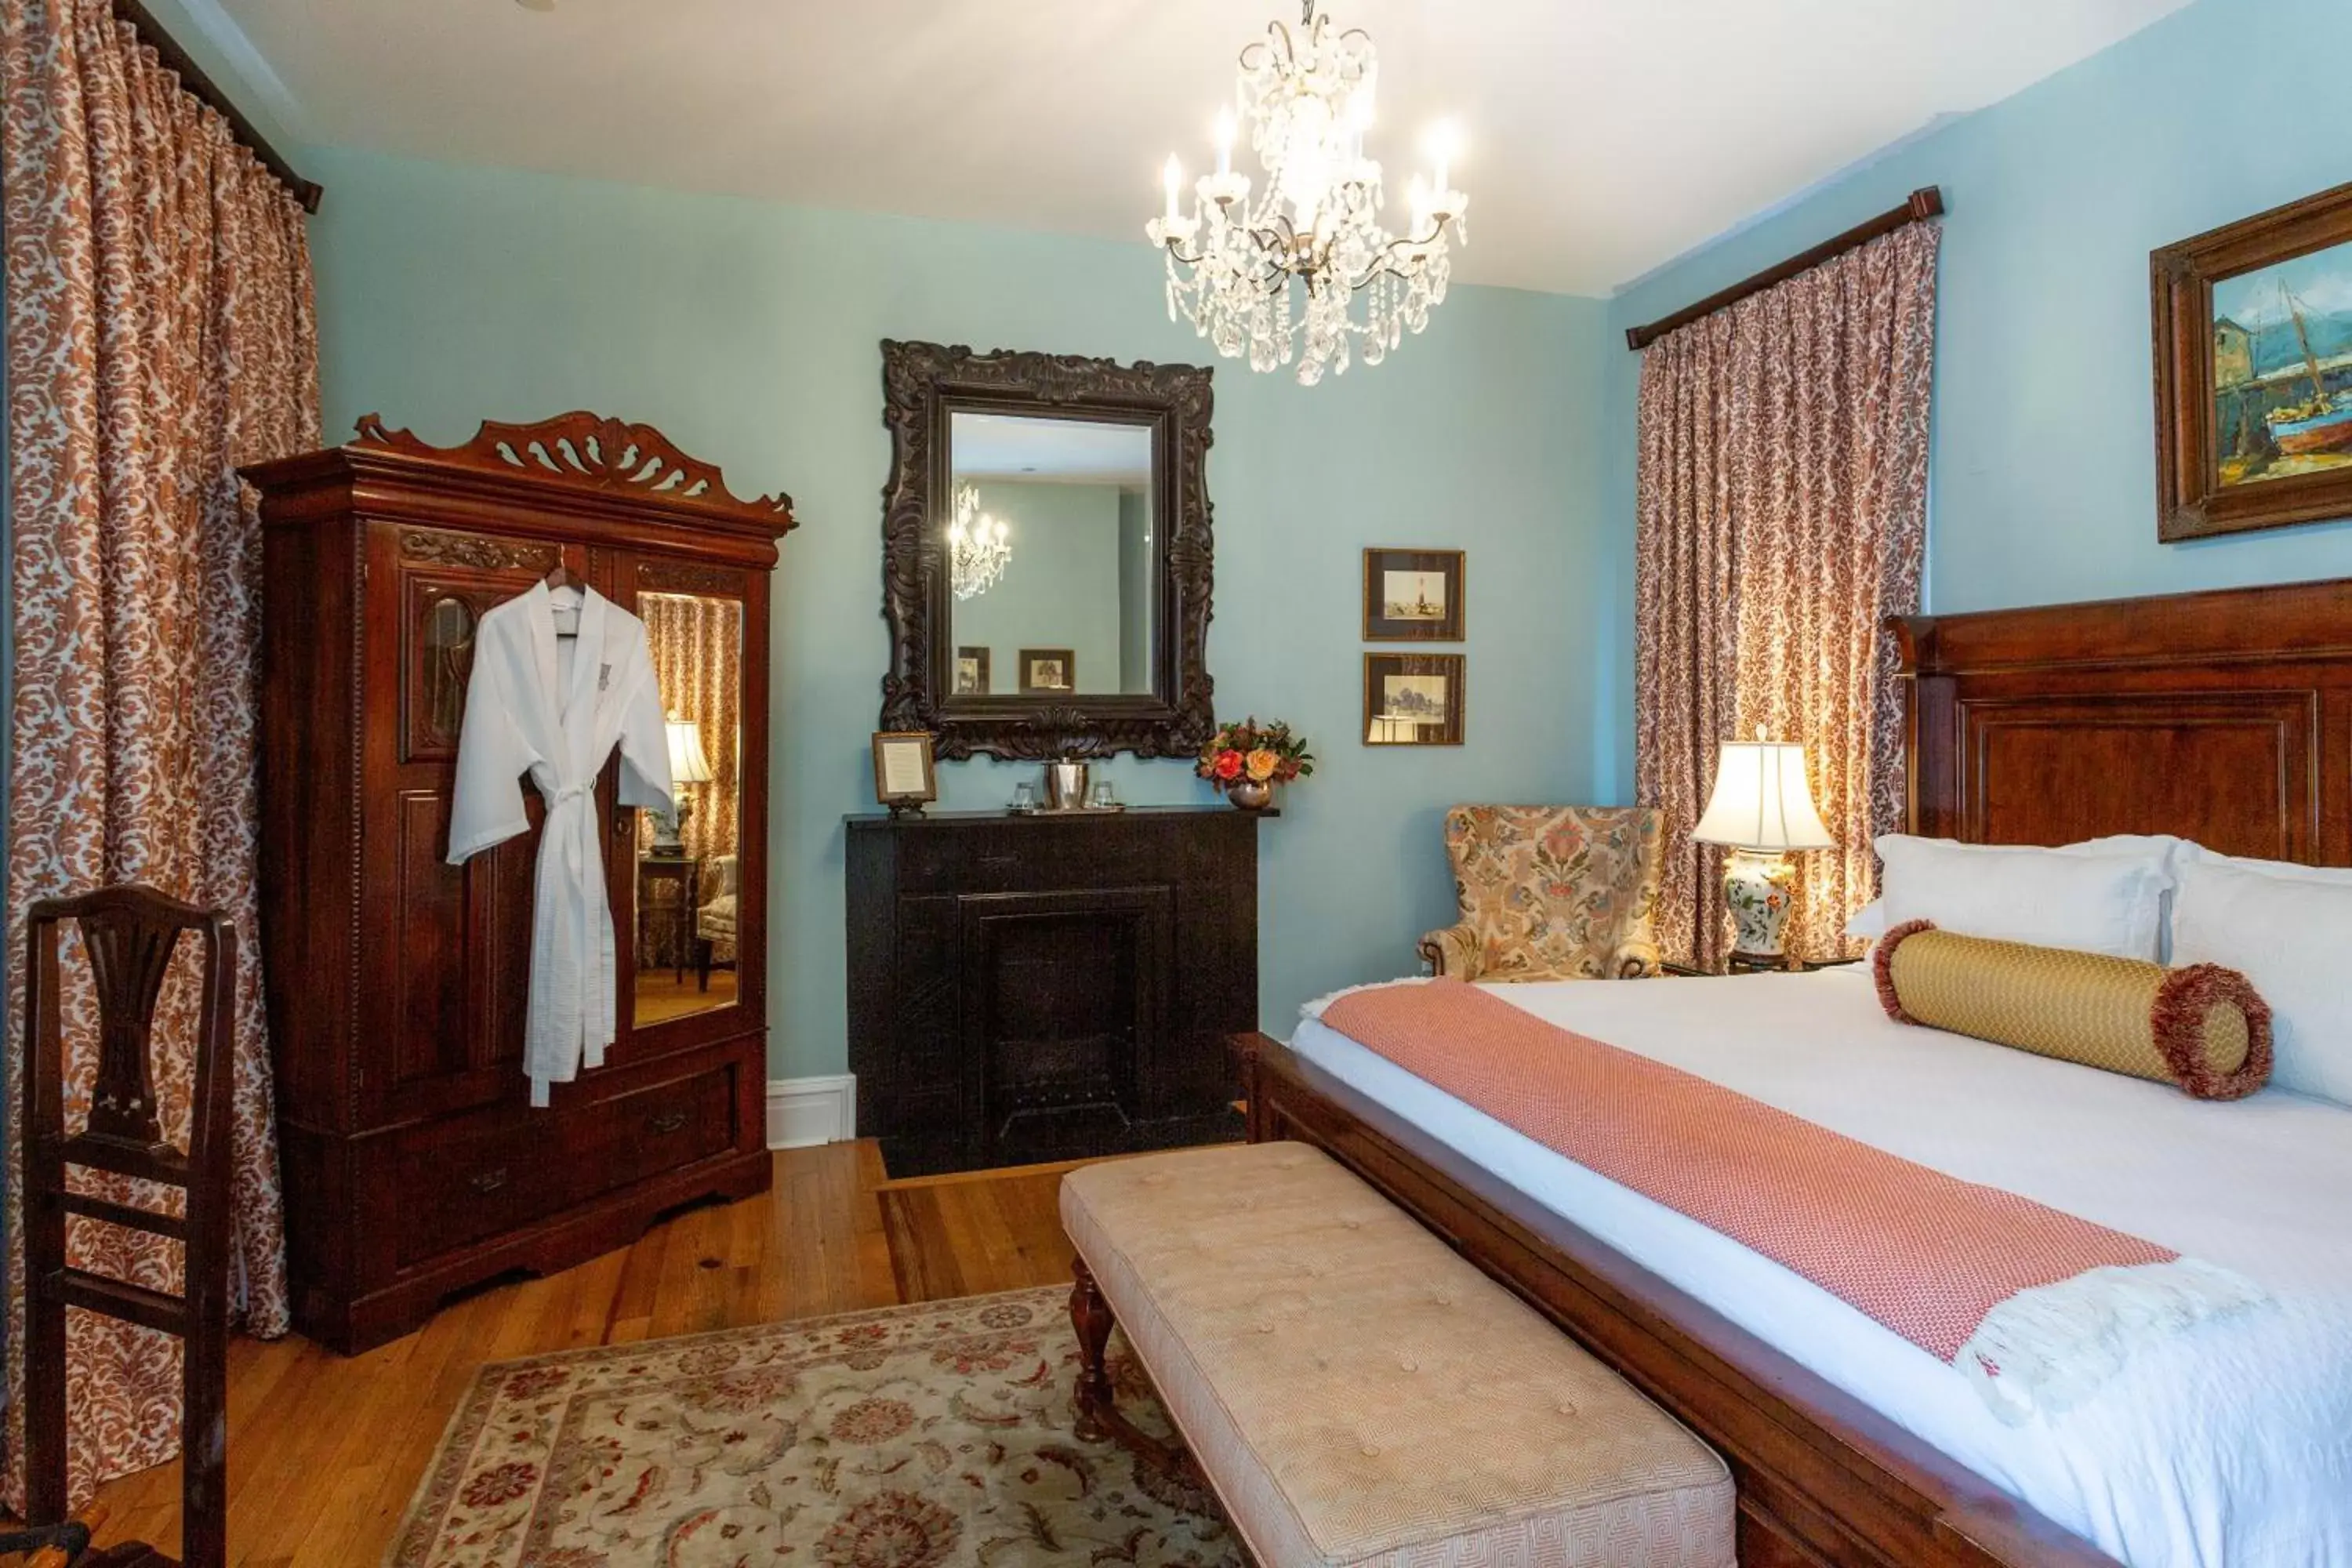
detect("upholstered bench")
[1061,1141,1736,1568]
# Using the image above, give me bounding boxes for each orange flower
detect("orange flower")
[1245,749,1279,782]
[1213,750,1244,780]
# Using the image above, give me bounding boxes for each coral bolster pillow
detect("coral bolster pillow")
[1873,921,2270,1100]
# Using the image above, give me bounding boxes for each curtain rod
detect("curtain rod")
[1624,186,1941,350]
[113,0,321,213]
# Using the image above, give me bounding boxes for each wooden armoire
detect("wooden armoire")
[244,413,792,1353]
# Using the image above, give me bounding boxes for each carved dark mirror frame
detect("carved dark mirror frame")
[879,339,1216,761]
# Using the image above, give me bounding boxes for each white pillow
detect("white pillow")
[1845,900,1887,941]
[1875,833,2173,961]
[2174,841,2352,886]
[2172,855,2352,1106]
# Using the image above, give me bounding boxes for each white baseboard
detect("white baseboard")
[767,1074,856,1149]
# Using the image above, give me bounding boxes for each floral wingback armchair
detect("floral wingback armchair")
[1419,805,1665,981]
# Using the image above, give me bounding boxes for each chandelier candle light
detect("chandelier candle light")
[1690,731,1837,967]
[1146,2,1468,385]
[946,481,1012,601]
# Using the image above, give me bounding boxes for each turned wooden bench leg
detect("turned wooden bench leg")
[1070,1256,1118,1443]
[1069,1253,1218,1498]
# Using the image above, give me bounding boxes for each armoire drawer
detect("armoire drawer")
[392,1115,564,1268]
[564,1062,739,1201]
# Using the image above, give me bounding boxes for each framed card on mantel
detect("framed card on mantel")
[1363,547,1465,641]
[2154,180,2352,541]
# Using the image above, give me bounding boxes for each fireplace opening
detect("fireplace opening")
[979,909,1141,1151]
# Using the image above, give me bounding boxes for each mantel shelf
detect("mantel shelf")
[847,804,1277,829]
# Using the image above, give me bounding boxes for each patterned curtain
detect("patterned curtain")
[641,593,742,854]
[2,0,318,1509]
[1634,220,1938,971]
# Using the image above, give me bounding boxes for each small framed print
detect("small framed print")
[1363,547,1465,642]
[953,645,991,695]
[1018,648,1076,695]
[871,730,938,815]
[1363,652,1465,746]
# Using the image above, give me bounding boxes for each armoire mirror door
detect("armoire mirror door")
[609,554,766,1056]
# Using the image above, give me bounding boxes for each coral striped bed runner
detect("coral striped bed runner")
[1314,978,2262,1423]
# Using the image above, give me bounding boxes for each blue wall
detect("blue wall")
[303,147,1611,1079]
[1597,0,2352,800]
[953,481,1127,696]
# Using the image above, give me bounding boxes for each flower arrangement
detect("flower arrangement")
[1196,717,1314,805]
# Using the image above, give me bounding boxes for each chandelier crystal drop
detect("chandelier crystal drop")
[946,483,1012,601]
[1145,2,1468,387]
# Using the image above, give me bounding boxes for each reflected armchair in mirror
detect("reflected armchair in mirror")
[879,340,1216,760]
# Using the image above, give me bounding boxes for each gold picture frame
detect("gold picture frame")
[871,730,938,815]
[2154,180,2352,540]
[1018,648,1076,695]
[953,645,991,695]
[1362,547,1465,642]
[1363,652,1465,746]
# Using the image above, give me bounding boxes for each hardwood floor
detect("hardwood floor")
[36,1141,1083,1567]
[875,1157,1089,1303]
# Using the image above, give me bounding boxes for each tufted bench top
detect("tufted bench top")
[1062,1140,1735,1568]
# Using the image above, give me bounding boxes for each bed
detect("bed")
[1240,576,2352,1568]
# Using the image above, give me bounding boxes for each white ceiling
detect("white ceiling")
[214,0,2190,296]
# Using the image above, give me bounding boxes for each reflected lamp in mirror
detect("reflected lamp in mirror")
[1690,733,1835,967]
[648,713,714,857]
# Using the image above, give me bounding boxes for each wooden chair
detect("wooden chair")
[21,886,237,1568]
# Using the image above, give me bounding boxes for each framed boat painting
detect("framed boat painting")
[2154,180,2352,540]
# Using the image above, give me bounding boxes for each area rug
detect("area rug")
[387,1286,1240,1567]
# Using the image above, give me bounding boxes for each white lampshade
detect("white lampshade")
[666,713,715,786]
[1691,737,1834,852]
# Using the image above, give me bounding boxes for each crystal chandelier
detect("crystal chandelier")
[1145,2,1468,386]
[946,483,1011,601]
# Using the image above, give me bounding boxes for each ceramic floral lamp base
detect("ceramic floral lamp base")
[1721,847,1795,960]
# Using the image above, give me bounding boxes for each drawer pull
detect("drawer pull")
[648,1110,689,1135]
[467,1167,509,1195]
[978,855,1019,869]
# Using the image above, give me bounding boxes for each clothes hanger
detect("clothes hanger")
[543,561,586,637]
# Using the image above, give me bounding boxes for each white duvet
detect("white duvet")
[1290,967,2352,1568]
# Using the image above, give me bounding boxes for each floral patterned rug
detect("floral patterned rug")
[387,1287,1240,1567]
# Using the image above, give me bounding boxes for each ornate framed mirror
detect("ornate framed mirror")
[879,340,1215,760]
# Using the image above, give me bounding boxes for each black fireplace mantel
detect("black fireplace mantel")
[845,806,1265,1176]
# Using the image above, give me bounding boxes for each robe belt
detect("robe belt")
[525,779,606,1108]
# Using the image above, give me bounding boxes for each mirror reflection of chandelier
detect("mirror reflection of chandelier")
[1145,2,1468,386]
[947,482,1012,601]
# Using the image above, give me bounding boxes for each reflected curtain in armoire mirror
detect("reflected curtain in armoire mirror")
[243,414,793,1352]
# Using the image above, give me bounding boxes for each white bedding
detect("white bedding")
[1290,967,2352,1568]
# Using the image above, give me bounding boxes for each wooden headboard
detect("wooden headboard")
[1894,576,2352,865]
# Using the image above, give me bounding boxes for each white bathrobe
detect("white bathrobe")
[447,583,673,1106]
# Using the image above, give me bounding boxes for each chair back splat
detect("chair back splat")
[22,884,236,1568]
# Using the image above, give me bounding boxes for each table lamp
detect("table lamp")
[649,712,714,855]
[1690,731,1835,967]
